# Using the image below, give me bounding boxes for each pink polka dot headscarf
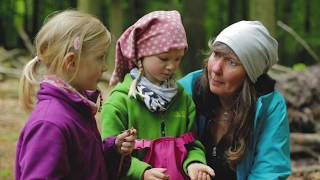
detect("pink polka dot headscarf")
[109,10,188,86]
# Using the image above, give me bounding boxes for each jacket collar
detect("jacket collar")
[37,76,100,117]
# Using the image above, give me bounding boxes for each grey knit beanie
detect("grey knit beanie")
[214,20,278,83]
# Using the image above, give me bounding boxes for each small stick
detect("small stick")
[117,128,135,178]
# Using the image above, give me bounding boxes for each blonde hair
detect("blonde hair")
[19,10,111,112]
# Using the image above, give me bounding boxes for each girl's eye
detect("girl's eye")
[159,57,169,61]
[98,56,105,62]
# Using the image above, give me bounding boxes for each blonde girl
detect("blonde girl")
[16,10,136,180]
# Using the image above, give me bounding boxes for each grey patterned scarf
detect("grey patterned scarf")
[130,68,178,112]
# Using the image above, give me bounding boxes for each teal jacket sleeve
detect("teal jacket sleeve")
[178,69,203,96]
[245,91,291,180]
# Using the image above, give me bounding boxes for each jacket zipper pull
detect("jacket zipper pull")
[161,121,165,136]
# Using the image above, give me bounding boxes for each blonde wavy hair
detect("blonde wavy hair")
[19,10,111,112]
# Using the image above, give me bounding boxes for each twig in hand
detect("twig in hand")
[117,128,135,178]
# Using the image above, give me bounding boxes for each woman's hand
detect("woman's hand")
[115,128,137,155]
[187,162,215,180]
[143,168,169,180]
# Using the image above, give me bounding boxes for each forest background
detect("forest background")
[1,0,320,72]
[1,0,320,179]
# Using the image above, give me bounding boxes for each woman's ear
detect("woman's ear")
[63,52,77,71]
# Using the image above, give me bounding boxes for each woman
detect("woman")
[179,21,291,180]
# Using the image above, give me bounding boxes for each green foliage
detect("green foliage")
[0,0,320,68]
[39,1,77,29]
[15,0,25,14]
[147,1,182,12]
[0,169,11,178]
[0,0,19,48]
[276,0,320,66]
[310,0,320,32]
[205,0,223,41]
[292,63,306,71]
[14,0,25,29]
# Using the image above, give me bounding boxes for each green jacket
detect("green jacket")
[101,74,206,179]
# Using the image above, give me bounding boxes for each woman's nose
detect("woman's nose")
[210,58,223,74]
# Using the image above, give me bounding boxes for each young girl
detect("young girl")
[16,10,136,180]
[101,10,214,180]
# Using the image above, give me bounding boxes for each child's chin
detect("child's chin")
[87,86,97,91]
[159,77,168,81]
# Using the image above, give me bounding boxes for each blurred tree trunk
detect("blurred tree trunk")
[107,0,124,70]
[249,0,275,35]
[241,0,248,21]
[3,0,19,48]
[0,16,4,45]
[181,0,206,74]
[69,0,77,7]
[32,0,40,36]
[228,0,248,24]
[305,0,310,33]
[127,0,146,26]
[77,0,111,69]
[275,0,291,65]
[24,0,29,36]
[77,0,101,17]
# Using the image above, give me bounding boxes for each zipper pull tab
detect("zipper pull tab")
[161,121,165,136]
[212,146,217,157]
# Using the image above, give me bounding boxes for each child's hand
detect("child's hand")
[187,162,215,180]
[143,168,169,180]
[115,128,137,155]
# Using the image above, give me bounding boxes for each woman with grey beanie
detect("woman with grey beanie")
[179,21,291,179]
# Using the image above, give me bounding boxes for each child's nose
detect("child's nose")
[166,61,178,71]
[102,64,108,72]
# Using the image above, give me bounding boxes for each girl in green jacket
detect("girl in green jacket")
[101,10,214,180]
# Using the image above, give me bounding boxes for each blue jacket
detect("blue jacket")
[178,70,291,180]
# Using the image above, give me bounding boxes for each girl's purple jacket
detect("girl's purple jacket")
[15,83,129,180]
